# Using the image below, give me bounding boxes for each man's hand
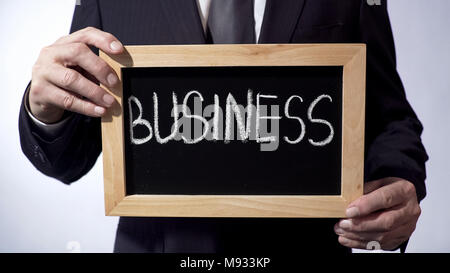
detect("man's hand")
[29,27,124,123]
[334,177,422,250]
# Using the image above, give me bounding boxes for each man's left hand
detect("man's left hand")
[334,177,422,250]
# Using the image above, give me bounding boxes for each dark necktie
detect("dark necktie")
[206,0,256,44]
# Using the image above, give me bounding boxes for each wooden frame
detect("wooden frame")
[100,44,366,218]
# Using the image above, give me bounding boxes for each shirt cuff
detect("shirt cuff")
[24,84,73,138]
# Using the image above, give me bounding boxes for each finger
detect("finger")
[73,66,99,85]
[334,223,383,242]
[337,236,368,250]
[44,83,106,117]
[347,181,409,218]
[336,222,413,251]
[54,27,123,54]
[364,177,402,194]
[52,43,119,88]
[339,208,407,233]
[44,64,115,108]
[364,179,384,194]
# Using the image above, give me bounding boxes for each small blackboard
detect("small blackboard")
[100,44,366,217]
[123,66,342,195]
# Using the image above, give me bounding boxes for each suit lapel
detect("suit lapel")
[159,0,206,44]
[258,0,306,43]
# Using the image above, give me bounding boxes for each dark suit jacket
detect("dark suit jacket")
[19,0,428,253]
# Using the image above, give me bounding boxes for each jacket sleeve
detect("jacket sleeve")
[18,0,103,184]
[360,0,428,202]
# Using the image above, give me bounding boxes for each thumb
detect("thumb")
[346,181,406,218]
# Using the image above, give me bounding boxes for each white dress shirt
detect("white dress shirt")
[28,0,267,135]
[196,0,266,42]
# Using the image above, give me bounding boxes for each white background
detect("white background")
[0,0,449,252]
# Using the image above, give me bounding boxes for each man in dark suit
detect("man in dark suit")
[19,0,427,253]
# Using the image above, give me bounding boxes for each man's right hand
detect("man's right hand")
[29,27,124,124]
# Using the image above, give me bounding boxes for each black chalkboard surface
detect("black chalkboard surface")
[100,44,365,217]
[122,66,342,195]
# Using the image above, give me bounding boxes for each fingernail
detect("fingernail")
[103,94,115,106]
[95,106,105,115]
[346,207,360,218]
[107,73,118,86]
[339,220,352,230]
[110,41,122,52]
